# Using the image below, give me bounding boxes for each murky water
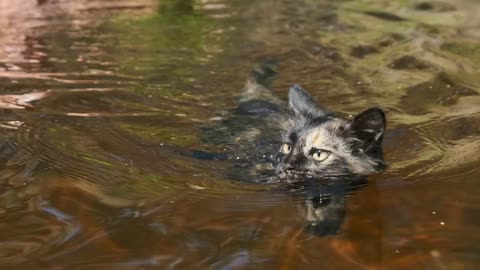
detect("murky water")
[0,0,479,269]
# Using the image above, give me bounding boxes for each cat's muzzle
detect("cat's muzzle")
[275,164,312,183]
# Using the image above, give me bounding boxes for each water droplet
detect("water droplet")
[188,184,206,190]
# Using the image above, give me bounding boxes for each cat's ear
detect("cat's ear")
[288,84,326,117]
[351,108,386,142]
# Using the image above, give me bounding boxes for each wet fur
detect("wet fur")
[202,64,387,184]
[276,85,386,182]
[201,64,387,236]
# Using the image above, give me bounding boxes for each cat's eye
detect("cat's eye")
[312,150,330,162]
[281,143,292,154]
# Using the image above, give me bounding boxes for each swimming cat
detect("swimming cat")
[276,84,386,183]
[203,62,386,184]
[201,62,387,235]
[201,62,386,236]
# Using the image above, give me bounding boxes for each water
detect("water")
[0,0,479,269]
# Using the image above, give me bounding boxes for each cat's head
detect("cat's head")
[275,85,386,182]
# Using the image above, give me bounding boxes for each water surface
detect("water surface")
[0,0,479,269]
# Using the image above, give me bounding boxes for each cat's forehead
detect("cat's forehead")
[285,117,348,139]
[302,119,349,150]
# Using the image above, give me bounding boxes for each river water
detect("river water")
[0,0,479,269]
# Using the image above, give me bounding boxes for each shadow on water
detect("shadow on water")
[0,0,479,269]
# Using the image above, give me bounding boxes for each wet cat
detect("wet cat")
[201,62,387,235]
[276,84,386,183]
[203,62,386,184]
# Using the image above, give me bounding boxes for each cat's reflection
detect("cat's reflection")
[288,177,366,236]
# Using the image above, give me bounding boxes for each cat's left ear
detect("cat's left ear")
[351,108,386,142]
[288,84,327,118]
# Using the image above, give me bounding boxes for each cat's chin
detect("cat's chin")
[275,172,364,184]
[276,171,315,184]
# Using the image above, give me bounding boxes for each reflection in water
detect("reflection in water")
[0,91,51,110]
[291,178,367,237]
[0,0,156,65]
[0,0,479,269]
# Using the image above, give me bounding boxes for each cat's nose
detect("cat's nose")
[276,164,294,176]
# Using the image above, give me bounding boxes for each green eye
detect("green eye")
[281,143,292,154]
[312,151,330,162]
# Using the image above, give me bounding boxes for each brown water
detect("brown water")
[0,0,479,269]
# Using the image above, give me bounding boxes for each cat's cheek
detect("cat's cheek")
[305,162,323,173]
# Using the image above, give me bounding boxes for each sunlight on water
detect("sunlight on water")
[0,0,479,269]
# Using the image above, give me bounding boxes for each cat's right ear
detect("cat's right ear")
[351,108,386,143]
[288,84,326,118]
